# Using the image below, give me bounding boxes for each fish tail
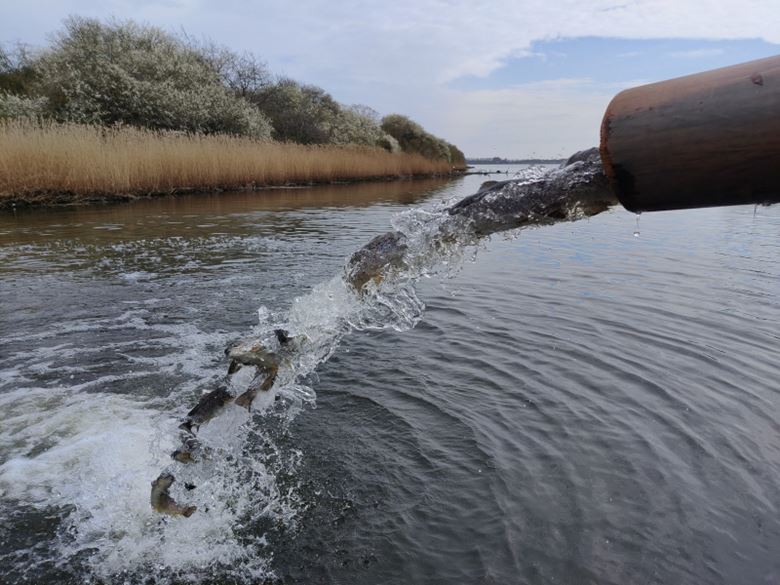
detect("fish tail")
[234,391,253,411]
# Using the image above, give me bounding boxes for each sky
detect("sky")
[1,0,779,158]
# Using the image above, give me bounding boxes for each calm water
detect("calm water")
[0,169,779,584]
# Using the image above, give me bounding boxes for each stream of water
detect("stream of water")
[0,167,778,584]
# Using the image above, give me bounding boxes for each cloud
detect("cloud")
[1,0,778,155]
[667,48,726,58]
[430,77,648,157]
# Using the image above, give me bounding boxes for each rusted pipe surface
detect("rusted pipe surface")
[600,55,780,212]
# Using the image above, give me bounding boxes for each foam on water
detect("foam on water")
[0,388,298,582]
[0,309,289,581]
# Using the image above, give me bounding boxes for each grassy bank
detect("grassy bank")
[0,120,457,208]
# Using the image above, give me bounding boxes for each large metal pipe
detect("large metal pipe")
[600,55,780,213]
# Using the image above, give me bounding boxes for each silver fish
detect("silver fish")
[150,473,196,517]
[226,329,289,375]
[179,386,233,435]
[345,231,408,292]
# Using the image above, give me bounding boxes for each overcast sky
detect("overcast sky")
[2,1,779,157]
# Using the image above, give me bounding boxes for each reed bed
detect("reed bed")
[0,120,455,206]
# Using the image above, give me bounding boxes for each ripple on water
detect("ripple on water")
[0,177,779,584]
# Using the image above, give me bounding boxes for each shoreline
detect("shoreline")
[0,171,464,211]
[0,120,464,211]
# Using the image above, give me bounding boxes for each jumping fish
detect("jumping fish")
[343,148,616,294]
[179,386,233,435]
[447,147,617,235]
[171,449,195,464]
[346,231,408,292]
[171,436,202,464]
[234,371,277,410]
[226,329,288,375]
[150,473,196,517]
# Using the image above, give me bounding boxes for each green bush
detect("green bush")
[447,142,466,168]
[330,105,401,151]
[247,78,341,144]
[381,114,454,163]
[0,92,49,119]
[0,44,38,95]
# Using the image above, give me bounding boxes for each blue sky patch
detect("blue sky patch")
[449,37,780,90]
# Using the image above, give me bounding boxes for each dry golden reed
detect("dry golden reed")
[0,120,454,205]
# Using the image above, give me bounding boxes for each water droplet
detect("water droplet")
[633,213,641,237]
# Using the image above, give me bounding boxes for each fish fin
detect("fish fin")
[234,392,253,411]
[260,374,276,392]
[227,360,241,375]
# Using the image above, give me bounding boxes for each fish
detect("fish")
[234,370,277,410]
[150,473,196,517]
[448,147,617,236]
[179,386,233,435]
[343,151,615,295]
[345,231,408,292]
[225,329,289,375]
[171,449,195,464]
[171,436,202,464]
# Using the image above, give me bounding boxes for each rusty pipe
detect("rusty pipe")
[599,55,780,213]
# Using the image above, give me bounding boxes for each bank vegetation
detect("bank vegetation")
[0,120,453,207]
[0,17,465,206]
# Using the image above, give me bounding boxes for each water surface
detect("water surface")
[1,169,778,584]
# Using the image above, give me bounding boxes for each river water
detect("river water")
[0,168,778,584]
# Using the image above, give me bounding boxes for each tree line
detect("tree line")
[0,17,465,168]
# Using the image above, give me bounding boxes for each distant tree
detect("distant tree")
[0,43,39,95]
[348,104,381,124]
[0,45,9,73]
[248,78,341,144]
[381,114,451,162]
[190,39,271,97]
[0,16,468,159]
[446,142,466,169]
[30,17,272,138]
[330,104,398,150]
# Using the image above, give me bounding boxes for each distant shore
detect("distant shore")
[467,157,565,165]
[0,121,464,209]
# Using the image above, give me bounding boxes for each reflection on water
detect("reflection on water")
[0,177,450,243]
[0,170,779,585]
